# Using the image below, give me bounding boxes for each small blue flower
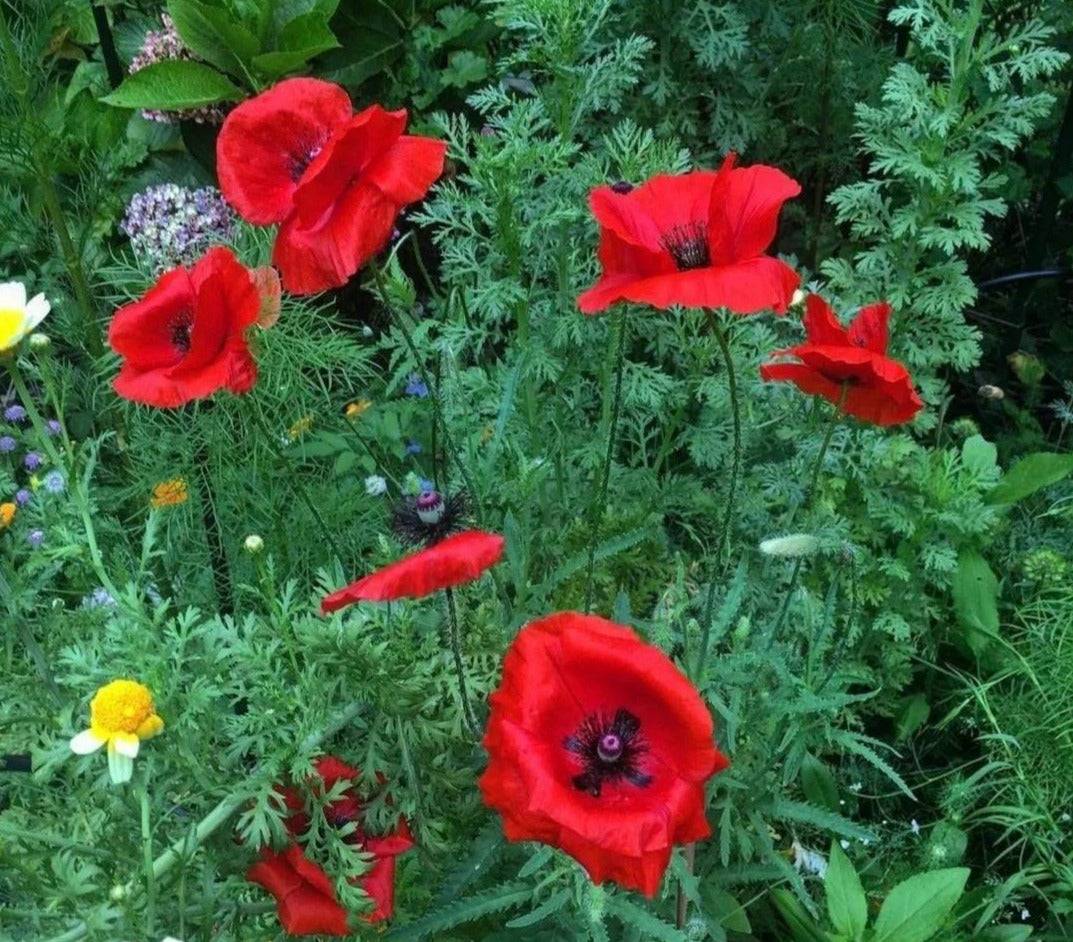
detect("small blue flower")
[46,419,62,436]
[405,439,422,455]
[43,470,65,494]
[0,435,15,453]
[405,373,429,398]
[81,587,117,610]
[3,405,27,423]
[26,529,44,549]
[23,451,42,471]
[15,488,31,506]
[419,478,435,492]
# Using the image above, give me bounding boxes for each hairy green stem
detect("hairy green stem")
[695,311,741,676]
[139,778,155,937]
[444,587,479,737]
[583,311,628,614]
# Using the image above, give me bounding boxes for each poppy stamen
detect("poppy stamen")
[660,222,710,271]
[169,313,193,353]
[289,138,326,182]
[564,708,652,797]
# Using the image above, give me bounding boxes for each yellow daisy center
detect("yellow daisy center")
[90,679,156,735]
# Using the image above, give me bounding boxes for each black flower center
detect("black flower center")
[289,137,326,182]
[564,708,652,797]
[610,180,634,195]
[392,490,468,546]
[170,312,193,354]
[660,222,710,271]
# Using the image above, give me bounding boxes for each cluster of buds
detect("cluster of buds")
[121,184,235,272]
[129,13,226,124]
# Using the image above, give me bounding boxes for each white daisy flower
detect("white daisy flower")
[0,282,51,353]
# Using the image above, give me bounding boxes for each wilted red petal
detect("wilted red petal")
[217,78,353,225]
[479,612,727,898]
[252,266,282,329]
[321,530,505,611]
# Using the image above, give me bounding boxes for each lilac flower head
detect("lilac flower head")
[43,470,65,494]
[81,587,117,610]
[23,451,42,471]
[15,489,31,506]
[129,14,225,125]
[3,405,26,423]
[122,183,236,271]
[0,435,15,453]
[26,529,44,549]
[46,419,62,436]
[405,373,429,397]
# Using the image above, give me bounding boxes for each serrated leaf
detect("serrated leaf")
[505,889,569,928]
[102,60,243,109]
[873,868,969,942]
[605,895,687,941]
[799,752,840,812]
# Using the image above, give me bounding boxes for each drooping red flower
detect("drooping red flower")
[577,154,801,315]
[247,756,414,934]
[216,78,446,294]
[479,612,728,897]
[108,247,260,408]
[760,294,923,426]
[321,529,504,613]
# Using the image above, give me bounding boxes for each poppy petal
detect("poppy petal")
[108,267,192,371]
[590,173,719,253]
[321,530,505,611]
[847,301,891,355]
[217,78,353,225]
[364,134,447,205]
[801,294,849,346]
[277,884,350,936]
[708,161,801,264]
[247,847,304,900]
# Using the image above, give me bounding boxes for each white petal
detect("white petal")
[113,732,140,758]
[107,741,135,784]
[0,281,26,310]
[24,293,51,331]
[70,729,105,754]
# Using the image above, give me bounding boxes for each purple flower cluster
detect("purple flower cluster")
[129,14,226,125]
[121,183,236,271]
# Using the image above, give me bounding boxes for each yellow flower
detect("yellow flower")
[345,399,372,420]
[287,414,314,440]
[0,501,15,530]
[69,679,164,784]
[151,477,188,508]
[0,281,50,353]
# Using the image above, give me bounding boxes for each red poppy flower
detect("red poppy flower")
[108,247,259,408]
[577,154,801,315]
[479,612,728,897]
[247,756,414,933]
[216,78,446,295]
[321,530,504,613]
[760,294,923,426]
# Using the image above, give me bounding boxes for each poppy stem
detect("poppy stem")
[443,587,480,737]
[696,311,741,675]
[583,311,628,614]
[676,841,696,928]
[766,387,847,648]
[247,398,345,564]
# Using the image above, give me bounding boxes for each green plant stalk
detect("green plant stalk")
[583,311,628,614]
[444,587,480,737]
[247,398,344,563]
[44,701,367,942]
[6,357,120,601]
[139,778,155,937]
[695,311,741,676]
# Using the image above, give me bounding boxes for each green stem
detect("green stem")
[139,778,155,937]
[583,311,628,614]
[44,701,367,942]
[248,398,344,563]
[695,312,741,676]
[444,587,479,737]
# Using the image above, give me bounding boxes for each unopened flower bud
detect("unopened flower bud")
[243,534,264,554]
[790,288,806,307]
[977,384,1004,400]
[110,884,129,901]
[759,533,820,557]
[29,333,50,349]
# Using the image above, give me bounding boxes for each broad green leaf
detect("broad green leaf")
[167,0,260,76]
[768,889,828,942]
[799,752,840,811]
[872,868,969,942]
[986,452,1073,505]
[700,887,751,933]
[951,549,1000,658]
[825,842,866,940]
[102,60,243,109]
[961,434,997,474]
[894,693,930,741]
[978,926,1033,942]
